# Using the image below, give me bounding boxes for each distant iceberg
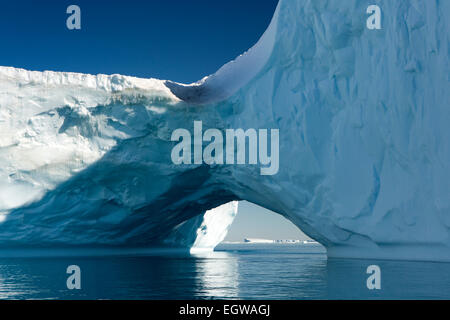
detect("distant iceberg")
[0,0,449,261]
[244,238,275,244]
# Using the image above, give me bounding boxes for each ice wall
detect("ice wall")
[0,0,449,261]
[222,0,450,261]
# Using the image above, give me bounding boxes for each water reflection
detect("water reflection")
[216,243,328,299]
[0,246,449,299]
[192,251,239,299]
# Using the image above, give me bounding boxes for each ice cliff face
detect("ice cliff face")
[165,202,238,252]
[0,0,449,260]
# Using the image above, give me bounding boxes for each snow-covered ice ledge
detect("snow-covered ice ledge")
[0,0,449,261]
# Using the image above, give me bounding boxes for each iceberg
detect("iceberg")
[244,239,275,244]
[0,0,449,261]
[166,202,238,252]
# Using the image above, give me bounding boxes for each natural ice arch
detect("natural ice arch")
[0,0,449,261]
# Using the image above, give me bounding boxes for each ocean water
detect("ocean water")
[0,243,449,300]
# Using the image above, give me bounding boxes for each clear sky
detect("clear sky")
[0,0,278,83]
[225,202,309,242]
[0,0,307,241]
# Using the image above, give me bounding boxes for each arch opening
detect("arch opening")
[223,201,313,244]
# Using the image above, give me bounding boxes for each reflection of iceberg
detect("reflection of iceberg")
[0,0,449,261]
[192,251,240,299]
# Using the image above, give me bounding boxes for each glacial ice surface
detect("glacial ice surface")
[0,0,449,260]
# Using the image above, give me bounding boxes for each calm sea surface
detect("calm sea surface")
[0,243,449,299]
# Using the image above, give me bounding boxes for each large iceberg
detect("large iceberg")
[0,0,449,261]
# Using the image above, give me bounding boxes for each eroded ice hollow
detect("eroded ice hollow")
[0,0,449,260]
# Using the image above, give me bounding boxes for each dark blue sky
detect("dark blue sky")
[0,0,278,83]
